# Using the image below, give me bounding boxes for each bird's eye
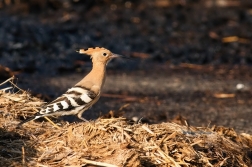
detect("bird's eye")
[103,53,107,56]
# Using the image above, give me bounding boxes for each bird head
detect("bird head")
[76,47,122,64]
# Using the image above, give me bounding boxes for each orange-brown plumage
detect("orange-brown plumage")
[18,47,124,127]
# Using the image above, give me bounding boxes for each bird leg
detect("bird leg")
[77,111,89,122]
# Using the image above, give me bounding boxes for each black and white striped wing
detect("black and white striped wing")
[18,86,97,126]
[39,86,97,116]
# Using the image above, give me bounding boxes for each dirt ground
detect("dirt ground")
[15,64,252,134]
[1,66,252,166]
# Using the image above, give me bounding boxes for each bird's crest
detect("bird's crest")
[76,47,109,56]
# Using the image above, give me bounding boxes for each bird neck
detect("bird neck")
[84,61,107,88]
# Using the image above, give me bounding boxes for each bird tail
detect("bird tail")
[16,114,42,128]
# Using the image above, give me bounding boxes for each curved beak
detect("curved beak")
[111,53,131,59]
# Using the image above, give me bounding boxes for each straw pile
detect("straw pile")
[0,78,252,167]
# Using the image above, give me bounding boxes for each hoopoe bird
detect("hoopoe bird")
[18,47,125,126]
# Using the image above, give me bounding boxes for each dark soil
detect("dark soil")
[0,0,252,133]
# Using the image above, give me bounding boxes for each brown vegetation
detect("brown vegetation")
[0,78,252,166]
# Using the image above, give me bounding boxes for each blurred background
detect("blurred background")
[0,0,252,133]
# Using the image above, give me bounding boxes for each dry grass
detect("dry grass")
[0,78,252,167]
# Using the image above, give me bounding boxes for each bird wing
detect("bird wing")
[17,86,98,127]
[39,86,98,116]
